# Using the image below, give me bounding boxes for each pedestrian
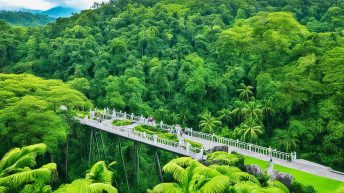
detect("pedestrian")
[269,157,273,167]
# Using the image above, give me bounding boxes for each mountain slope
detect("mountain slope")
[0,0,343,174]
[42,6,80,18]
[0,11,55,26]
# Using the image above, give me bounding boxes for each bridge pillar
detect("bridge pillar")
[112,109,116,119]
[124,112,127,119]
[186,142,190,155]
[228,145,231,154]
[131,113,134,120]
[160,121,163,129]
[153,134,157,144]
[236,139,239,148]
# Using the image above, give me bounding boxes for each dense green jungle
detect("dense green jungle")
[0,0,343,192]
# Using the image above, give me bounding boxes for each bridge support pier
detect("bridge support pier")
[135,142,140,186]
[119,138,130,193]
[88,128,93,165]
[155,149,163,182]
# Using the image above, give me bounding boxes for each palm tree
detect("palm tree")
[0,144,56,193]
[231,101,246,125]
[148,157,231,193]
[242,101,262,122]
[54,161,118,193]
[218,109,232,127]
[238,121,263,143]
[199,112,222,133]
[273,129,299,152]
[261,99,274,132]
[237,83,254,101]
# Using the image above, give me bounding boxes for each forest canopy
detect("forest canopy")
[0,0,343,179]
[0,73,92,160]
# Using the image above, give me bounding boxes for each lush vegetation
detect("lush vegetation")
[112,119,134,126]
[0,0,344,192]
[0,143,118,193]
[0,11,55,26]
[134,125,179,142]
[244,156,344,193]
[148,156,288,193]
[0,0,342,171]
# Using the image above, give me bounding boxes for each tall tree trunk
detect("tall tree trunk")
[135,142,140,186]
[155,149,163,182]
[119,138,130,193]
[88,128,93,165]
[65,131,69,179]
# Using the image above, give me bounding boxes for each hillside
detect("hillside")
[0,0,343,171]
[42,6,80,18]
[0,0,343,192]
[0,10,55,26]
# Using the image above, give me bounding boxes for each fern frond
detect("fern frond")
[163,163,186,183]
[199,175,231,193]
[150,183,182,193]
[88,183,118,193]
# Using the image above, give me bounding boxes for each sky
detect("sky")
[0,0,108,11]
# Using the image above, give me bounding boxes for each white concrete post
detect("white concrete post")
[153,134,157,145]
[236,139,239,148]
[143,132,146,139]
[131,113,134,120]
[140,115,143,123]
[228,146,231,154]
[186,143,190,155]
[124,112,127,119]
[112,109,116,119]
[212,133,215,141]
[160,121,163,128]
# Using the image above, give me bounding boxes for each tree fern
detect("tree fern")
[0,144,55,193]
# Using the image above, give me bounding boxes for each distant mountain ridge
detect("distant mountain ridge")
[18,6,80,18]
[0,10,55,26]
[42,6,80,18]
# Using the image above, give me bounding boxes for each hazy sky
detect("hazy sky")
[0,0,108,10]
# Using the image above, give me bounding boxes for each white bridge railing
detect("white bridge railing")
[88,109,296,162]
[80,115,204,160]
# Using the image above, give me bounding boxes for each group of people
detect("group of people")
[148,116,155,123]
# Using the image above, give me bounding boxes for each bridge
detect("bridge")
[78,109,344,182]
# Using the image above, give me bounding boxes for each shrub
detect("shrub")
[112,119,133,126]
[185,139,203,148]
[290,181,316,193]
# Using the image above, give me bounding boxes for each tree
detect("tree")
[238,121,263,142]
[242,101,263,122]
[199,112,222,133]
[261,99,275,132]
[237,83,254,101]
[0,143,56,193]
[218,109,232,127]
[54,161,118,193]
[148,157,231,193]
[273,129,300,152]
